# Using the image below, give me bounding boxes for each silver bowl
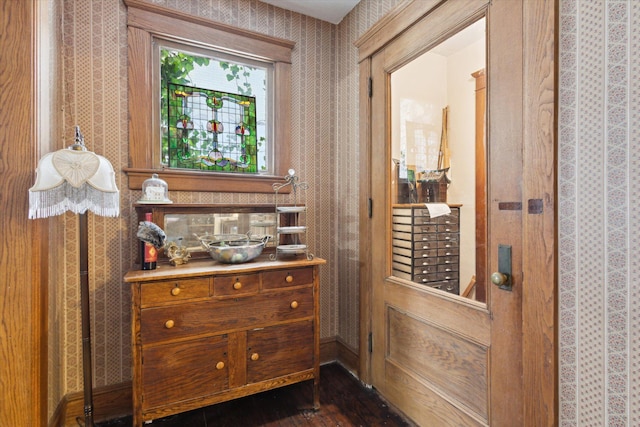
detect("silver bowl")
[200,236,269,264]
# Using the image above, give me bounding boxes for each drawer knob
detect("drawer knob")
[171,286,181,296]
[290,300,299,309]
[251,352,260,361]
[216,361,225,370]
[285,275,294,283]
[164,320,175,329]
[233,281,242,290]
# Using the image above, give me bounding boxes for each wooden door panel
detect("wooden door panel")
[142,334,230,410]
[383,280,490,342]
[363,0,514,425]
[246,320,314,383]
[384,362,487,427]
[387,307,488,418]
[359,0,555,424]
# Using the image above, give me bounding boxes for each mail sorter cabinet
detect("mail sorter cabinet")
[391,204,460,295]
[124,256,326,426]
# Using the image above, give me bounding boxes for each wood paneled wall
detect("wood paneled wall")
[0,0,48,425]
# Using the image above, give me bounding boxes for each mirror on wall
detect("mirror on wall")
[390,18,486,301]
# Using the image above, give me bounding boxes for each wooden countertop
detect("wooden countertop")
[124,255,326,283]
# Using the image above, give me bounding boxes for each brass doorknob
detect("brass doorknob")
[290,301,298,309]
[285,275,294,283]
[171,286,181,296]
[216,361,225,370]
[251,352,259,361]
[233,281,242,290]
[491,272,509,287]
[164,319,175,329]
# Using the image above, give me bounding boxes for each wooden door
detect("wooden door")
[357,0,556,425]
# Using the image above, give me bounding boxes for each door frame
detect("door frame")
[356,0,557,425]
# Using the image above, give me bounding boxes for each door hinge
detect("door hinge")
[368,332,373,353]
[368,77,373,97]
[368,198,373,218]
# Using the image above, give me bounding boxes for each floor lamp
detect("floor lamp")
[28,127,120,427]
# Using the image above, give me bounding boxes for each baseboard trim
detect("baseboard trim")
[54,338,359,426]
[51,382,132,427]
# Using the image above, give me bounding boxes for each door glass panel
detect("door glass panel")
[390,18,486,300]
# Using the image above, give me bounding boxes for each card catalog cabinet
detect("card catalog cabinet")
[392,205,460,295]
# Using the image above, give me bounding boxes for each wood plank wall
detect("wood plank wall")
[0,0,48,425]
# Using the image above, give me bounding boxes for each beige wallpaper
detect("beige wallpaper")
[53,1,640,424]
[51,0,400,409]
[559,0,640,424]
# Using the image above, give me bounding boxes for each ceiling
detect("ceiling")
[258,0,361,25]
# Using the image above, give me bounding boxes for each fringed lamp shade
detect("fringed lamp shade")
[28,126,118,427]
[28,143,119,218]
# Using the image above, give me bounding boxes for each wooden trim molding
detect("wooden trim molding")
[124,0,295,56]
[124,0,294,193]
[521,0,557,423]
[1,0,48,425]
[53,382,132,427]
[320,337,359,375]
[473,68,487,303]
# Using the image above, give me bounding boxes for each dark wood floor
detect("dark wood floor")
[97,363,413,427]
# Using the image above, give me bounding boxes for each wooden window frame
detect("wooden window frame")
[124,0,294,192]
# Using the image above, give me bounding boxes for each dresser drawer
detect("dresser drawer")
[140,287,314,344]
[414,248,438,258]
[414,271,459,284]
[262,267,314,290]
[140,277,210,307]
[437,223,459,233]
[438,247,459,257]
[437,240,459,249]
[141,334,229,411]
[413,224,438,234]
[406,239,439,250]
[413,232,441,242]
[436,213,459,224]
[437,263,458,273]
[213,273,260,297]
[412,264,440,275]
[428,280,459,294]
[412,256,439,267]
[246,320,314,383]
[412,215,437,226]
[436,233,459,243]
[439,255,459,267]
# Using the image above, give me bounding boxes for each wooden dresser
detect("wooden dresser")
[391,204,460,295]
[124,256,326,426]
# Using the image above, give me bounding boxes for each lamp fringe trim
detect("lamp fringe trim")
[28,182,120,219]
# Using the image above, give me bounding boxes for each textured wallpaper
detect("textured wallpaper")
[53,1,640,425]
[559,0,640,425]
[52,0,400,403]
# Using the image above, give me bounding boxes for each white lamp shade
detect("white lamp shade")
[29,148,120,219]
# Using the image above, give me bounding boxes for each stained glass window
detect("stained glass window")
[160,47,270,174]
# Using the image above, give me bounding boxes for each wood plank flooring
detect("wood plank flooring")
[97,363,414,426]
